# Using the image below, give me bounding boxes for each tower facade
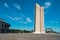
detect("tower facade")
[34,3,45,33]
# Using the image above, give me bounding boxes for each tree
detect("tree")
[46,28,55,33]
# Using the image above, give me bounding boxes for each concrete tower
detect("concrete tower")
[34,3,45,34]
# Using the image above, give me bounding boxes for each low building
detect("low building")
[0,19,10,33]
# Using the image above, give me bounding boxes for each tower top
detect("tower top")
[36,3,40,7]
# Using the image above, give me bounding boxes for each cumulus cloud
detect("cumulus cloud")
[44,2,51,8]
[4,3,9,7]
[14,4,21,10]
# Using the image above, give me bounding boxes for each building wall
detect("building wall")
[35,3,41,33]
[0,21,10,33]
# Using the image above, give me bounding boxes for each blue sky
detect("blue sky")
[0,0,60,32]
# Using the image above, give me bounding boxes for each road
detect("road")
[0,33,60,40]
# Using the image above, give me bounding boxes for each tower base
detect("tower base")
[33,31,45,34]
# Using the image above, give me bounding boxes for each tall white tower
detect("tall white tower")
[34,3,45,34]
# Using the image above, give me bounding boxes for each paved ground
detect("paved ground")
[0,33,60,40]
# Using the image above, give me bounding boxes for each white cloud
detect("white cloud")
[4,3,9,7]
[50,21,54,23]
[8,16,32,24]
[19,22,23,23]
[44,11,48,14]
[49,21,59,24]
[44,2,51,8]
[8,16,15,20]
[8,16,22,21]
[19,17,32,24]
[19,21,27,24]
[14,17,21,21]
[26,17,32,23]
[14,4,21,10]
[23,15,25,17]
[56,21,58,24]
[24,22,27,24]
